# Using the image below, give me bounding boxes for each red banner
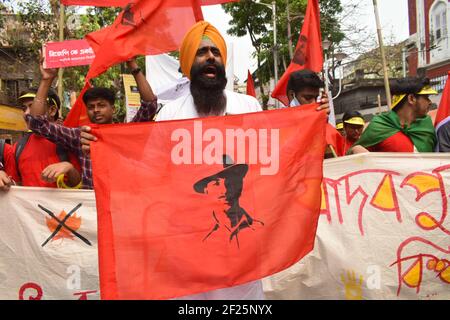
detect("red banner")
[91,105,327,299]
[43,40,94,69]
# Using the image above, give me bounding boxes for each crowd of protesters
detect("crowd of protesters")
[0,21,448,196]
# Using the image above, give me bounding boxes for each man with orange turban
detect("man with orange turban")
[156,21,261,120]
[156,21,264,300]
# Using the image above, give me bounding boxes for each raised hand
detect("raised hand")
[40,50,58,81]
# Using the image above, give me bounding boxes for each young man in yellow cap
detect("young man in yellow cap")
[0,88,82,191]
[341,111,365,154]
[350,77,437,153]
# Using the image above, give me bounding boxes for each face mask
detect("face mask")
[290,97,301,107]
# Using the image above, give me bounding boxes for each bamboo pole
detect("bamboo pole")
[57,4,65,117]
[372,0,392,109]
[287,0,293,60]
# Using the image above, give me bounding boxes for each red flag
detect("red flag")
[61,0,128,6]
[325,123,345,156]
[272,0,323,106]
[85,0,203,80]
[91,105,326,299]
[246,70,256,98]
[435,71,450,131]
[61,0,237,7]
[64,82,92,128]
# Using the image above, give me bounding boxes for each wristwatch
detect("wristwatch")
[131,67,141,76]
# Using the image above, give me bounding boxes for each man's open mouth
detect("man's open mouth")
[203,65,217,78]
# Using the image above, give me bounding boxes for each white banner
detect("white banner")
[263,153,450,300]
[1,154,449,299]
[0,187,99,300]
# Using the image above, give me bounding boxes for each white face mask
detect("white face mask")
[290,97,301,107]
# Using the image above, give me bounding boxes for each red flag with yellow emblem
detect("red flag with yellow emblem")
[91,104,326,299]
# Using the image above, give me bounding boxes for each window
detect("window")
[432,1,447,41]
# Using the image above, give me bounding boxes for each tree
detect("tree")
[0,1,139,122]
[223,0,345,106]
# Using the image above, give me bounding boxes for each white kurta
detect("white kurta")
[155,90,262,121]
[156,89,265,300]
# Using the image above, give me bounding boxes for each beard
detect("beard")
[190,61,227,116]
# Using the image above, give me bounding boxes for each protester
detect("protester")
[341,111,365,154]
[286,69,345,157]
[24,57,157,189]
[350,77,437,153]
[157,21,265,300]
[0,86,82,191]
[287,69,327,107]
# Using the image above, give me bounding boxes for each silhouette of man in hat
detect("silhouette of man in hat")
[194,155,264,248]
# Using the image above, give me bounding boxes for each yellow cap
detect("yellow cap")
[391,85,438,109]
[417,85,438,95]
[336,122,344,130]
[343,117,365,126]
[18,93,58,109]
[18,93,37,100]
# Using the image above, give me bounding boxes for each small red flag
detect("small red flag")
[325,123,345,156]
[85,0,203,80]
[435,71,450,131]
[91,105,326,299]
[64,82,92,128]
[272,0,323,106]
[246,70,256,98]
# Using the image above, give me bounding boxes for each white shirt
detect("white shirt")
[155,90,262,121]
[157,89,265,300]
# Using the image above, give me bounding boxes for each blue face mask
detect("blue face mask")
[290,97,301,107]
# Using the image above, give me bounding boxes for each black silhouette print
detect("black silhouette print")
[193,155,264,248]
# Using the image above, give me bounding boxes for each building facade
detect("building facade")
[406,0,450,91]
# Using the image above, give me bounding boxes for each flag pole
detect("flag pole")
[286,0,293,60]
[58,3,65,118]
[372,0,392,109]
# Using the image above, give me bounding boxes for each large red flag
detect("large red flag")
[246,70,256,98]
[435,71,450,132]
[85,0,203,80]
[91,105,326,299]
[64,82,92,128]
[61,0,237,7]
[271,0,323,106]
[61,0,127,6]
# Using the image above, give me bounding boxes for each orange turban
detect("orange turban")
[179,21,227,79]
